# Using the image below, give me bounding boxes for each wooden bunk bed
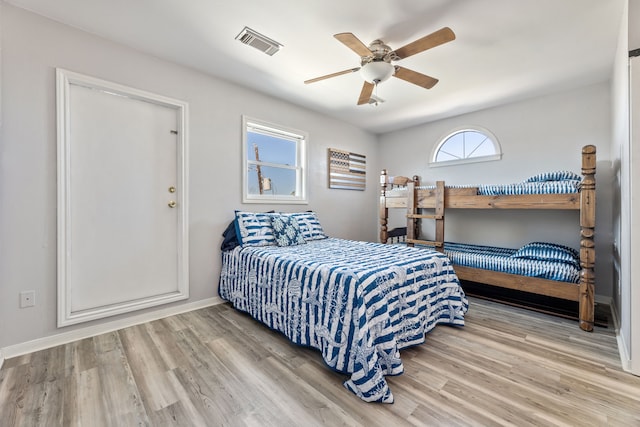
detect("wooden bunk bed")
[379,145,596,331]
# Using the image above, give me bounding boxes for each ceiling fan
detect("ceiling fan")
[304,27,455,105]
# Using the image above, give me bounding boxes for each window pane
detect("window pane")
[247,131,297,165]
[243,116,307,204]
[441,133,464,159]
[247,165,297,196]
[463,131,488,157]
[432,128,501,166]
[436,151,459,162]
[468,139,494,157]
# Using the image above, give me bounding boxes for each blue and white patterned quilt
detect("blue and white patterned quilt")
[219,238,468,403]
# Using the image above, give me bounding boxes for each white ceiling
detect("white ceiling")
[6,0,624,134]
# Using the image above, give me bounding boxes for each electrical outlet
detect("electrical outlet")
[20,290,35,308]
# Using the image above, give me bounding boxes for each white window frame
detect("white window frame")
[242,115,308,204]
[430,126,502,167]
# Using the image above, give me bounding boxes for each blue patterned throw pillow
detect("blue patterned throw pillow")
[281,211,327,241]
[523,170,581,183]
[511,242,580,268]
[271,215,306,247]
[234,211,277,247]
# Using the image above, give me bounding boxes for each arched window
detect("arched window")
[430,127,501,167]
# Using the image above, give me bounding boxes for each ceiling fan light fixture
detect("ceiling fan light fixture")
[360,61,394,84]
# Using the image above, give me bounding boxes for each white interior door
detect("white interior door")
[57,69,189,326]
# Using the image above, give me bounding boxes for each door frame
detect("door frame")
[56,68,189,327]
[628,54,640,375]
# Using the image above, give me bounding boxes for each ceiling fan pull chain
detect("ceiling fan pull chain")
[374,83,379,106]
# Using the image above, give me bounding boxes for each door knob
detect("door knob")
[168,200,176,208]
[168,186,176,193]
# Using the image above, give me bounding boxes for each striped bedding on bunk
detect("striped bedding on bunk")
[477,180,579,195]
[442,242,581,283]
[403,180,580,195]
[386,170,582,195]
[219,237,468,403]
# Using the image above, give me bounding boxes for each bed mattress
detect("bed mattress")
[219,237,468,403]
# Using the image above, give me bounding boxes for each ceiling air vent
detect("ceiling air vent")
[236,27,282,56]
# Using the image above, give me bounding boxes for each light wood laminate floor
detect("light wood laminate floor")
[1,297,639,426]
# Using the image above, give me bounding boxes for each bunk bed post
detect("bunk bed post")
[412,175,421,240]
[406,178,417,246]
[380,169,389,243]
[435,180,445,253]
[579,145,596,332]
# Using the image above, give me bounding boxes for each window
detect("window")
[242,116,308,204]
[430,127,501,167]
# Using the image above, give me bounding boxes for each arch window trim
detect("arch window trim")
[429,126,502,168]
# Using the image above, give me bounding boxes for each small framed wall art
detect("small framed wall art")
[328,148,366,190]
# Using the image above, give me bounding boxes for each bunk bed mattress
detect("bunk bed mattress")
[443,242,581,283]
[219,237,468,403]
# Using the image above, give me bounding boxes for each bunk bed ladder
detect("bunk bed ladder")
[406,179,445,252]
[379,169,412,244]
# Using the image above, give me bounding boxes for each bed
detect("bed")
[218,211,468,403]
[379,145,596,331]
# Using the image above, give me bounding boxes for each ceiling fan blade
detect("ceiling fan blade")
[394,66,439,89]
[392,27,455,60]
[304,67,360,84]
[357,81,375,105]
[334,33,372,57]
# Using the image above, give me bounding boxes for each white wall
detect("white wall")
[377,83,614,298]
[0,5,379,349]
[631,1,640,50]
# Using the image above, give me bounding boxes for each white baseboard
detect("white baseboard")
[595,294,632,371]
[617,329,632,372]
[1,297,224,360]
[608,295,621,332]
[607,296,633,372]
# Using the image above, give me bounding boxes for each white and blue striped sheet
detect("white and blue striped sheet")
[476,180,580,195]
[442,242,580,283]
[411,180,580,195]
[219,238,468,403]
